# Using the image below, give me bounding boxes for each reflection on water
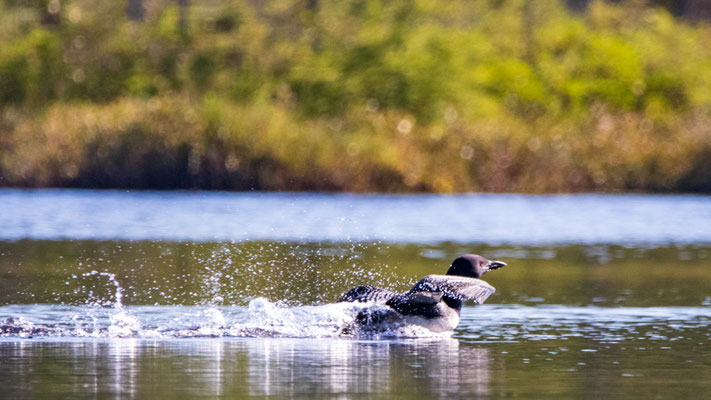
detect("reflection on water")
[2,240,710,307]
[3,329,710,399]
[2,300,709,398]
[245,339,490,398]
[0,339,492,399]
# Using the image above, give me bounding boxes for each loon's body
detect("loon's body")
[339,254,506,334]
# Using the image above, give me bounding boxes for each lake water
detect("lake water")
[1,189,710,398]
[3,189,711,244]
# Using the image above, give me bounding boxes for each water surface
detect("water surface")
[1,303,709,399]
[1,190,710,398]
[2,189,710,244]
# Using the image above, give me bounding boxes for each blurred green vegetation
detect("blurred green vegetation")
[2,239,710,306]
[1,0,710,192]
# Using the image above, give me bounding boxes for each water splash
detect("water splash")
[3,303,710,341]
[72,270,140,338]
[0,250,504,339]
[175,240,406,307]
[0,240,426,339]
[81,270,125,307]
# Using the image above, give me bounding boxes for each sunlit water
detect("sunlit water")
[2,189,711,244]
[1,189,710,398]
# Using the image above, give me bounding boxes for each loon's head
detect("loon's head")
[447,254,506,278]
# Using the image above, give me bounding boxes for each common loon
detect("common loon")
[338,254,506,334]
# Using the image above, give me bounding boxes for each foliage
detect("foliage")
[1,0,710,192]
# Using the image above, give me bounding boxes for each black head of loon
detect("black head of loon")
[446,254,507,279]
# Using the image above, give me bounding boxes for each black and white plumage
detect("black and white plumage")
[339,254,506,334]
[339,285,399,303]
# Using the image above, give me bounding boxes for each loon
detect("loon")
[338,254,506,334]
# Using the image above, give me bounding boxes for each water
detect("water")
[2,304,709,398]
[1,189,711,398]
[2,189,711,244]
[2,303,709,341]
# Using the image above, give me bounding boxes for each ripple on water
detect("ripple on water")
[456,304,711,343]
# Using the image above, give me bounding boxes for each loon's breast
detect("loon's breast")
[400,302,461,333]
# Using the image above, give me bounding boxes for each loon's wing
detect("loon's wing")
[408,275,496,304]
[338,285,398,303]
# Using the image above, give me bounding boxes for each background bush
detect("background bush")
[1,0,710,192]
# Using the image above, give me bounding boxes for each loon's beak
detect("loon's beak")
[488,260,507,270]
